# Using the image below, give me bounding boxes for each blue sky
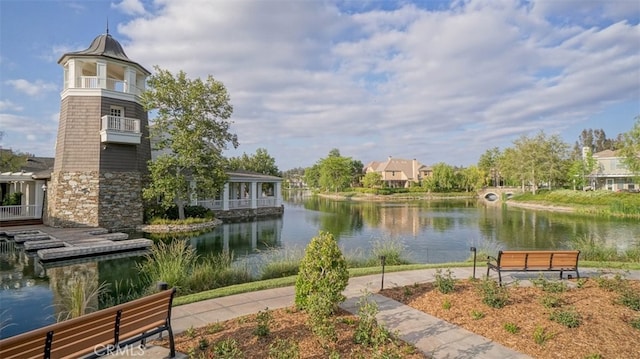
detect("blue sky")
[1,0,638,171]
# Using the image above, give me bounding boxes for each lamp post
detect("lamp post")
[380,255,387,290]
[470,247,477,279]
[41,184,47,219]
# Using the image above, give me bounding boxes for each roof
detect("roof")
[227,170,282,182]
[593,149,619,158]
[57,33,151,75]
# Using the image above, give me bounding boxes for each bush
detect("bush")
[476,278,509,308]
[295,231,349,312]
[137,239,197,293]
[144,204,213,222]
[532,275,567,293]
[434,268,456,294]
[549,308,581,328]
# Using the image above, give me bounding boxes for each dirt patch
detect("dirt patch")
[382,278,640,359]
[154,307,427,358]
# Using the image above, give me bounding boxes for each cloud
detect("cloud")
[0,113,57,155]
[113,0,638,169]
[111,0,146,16]
[0,100,23,112]
[5,79,58,96]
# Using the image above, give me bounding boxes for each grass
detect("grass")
[510,190,640,218]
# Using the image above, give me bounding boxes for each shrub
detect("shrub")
[532,326,554,346]
[268,338,299,359]
[213,338,243,358]
[550,308,581,328]
[532,275,567,293]
[470,310,485,320]
[295,231,349,312]
[442,298,452,310]
[253,307,272,337]
[630,316,640,330]
[503,322,519,334]
[434,268,456,294]
[371,236,409,266]
[476,278,509,308]
[353,291,392,348]
[137,239,197,293]
[540,294,564,309]
[619,287,640,311]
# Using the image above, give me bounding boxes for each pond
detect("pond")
[1,193,639,338]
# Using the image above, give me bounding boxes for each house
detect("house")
[363,156,431,188]
[0,153,53,224]
[588,149,639,191]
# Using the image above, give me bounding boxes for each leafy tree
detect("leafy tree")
[362,171,382,188]
[477,147,502,186]
[459,165,484,192]
[0,149,28,173]
[349,159,364,187]
[619,116,640,177]
[573,128,620,157]
[500,131,570,194]
[430,162,456,192]
[141,67,238,220]
[226,148,279,176]
[319,154,352,192]
[303,164,321,190]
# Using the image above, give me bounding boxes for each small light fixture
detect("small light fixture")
[42,184,47,192]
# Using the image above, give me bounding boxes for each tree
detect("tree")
[349,159,364,187]
[619,116,640,177]
[226,148,279,176]
[500,131,570,194]
[459,165,484,192]
[430,162,455,192]
[318,154,352,192]
[362,172,382,188]
[141,67,238,220]
[304,164,321,190]
[477,147,502,186]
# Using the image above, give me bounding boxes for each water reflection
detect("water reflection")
[1,193,639,338]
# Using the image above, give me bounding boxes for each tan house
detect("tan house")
[589,149,638,191]
[364,156,431,188]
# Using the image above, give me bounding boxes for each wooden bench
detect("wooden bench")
[0,288,176,359]
[486,250,580,285]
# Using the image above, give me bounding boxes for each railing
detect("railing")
[257,197,277,207]
[197,199,223,210]
[229,199,252,209]
[101,115,140,133]
[71,76,143,95]
[0,205,41,220]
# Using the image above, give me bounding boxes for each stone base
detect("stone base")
[212,205,284,222]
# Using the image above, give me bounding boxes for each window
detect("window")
[110,106,124,118]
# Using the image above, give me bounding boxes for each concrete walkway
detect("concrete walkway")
[116,267,639,358]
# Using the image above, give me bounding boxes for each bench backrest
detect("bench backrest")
[0,288,175,359]
[497,250,580,269]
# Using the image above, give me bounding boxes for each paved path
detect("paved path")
[115,267,640,358]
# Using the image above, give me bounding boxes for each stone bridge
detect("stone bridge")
[478,187,522,202]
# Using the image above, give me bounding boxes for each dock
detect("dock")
[0,225,152,262]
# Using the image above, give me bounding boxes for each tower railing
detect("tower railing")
[71,76,144,95]
[101,115,141,133]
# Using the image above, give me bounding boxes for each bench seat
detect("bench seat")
[487,250,580,285]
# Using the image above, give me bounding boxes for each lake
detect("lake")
[1,193,639,338]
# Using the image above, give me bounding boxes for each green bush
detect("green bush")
[503,322,519,334]
[137,239,197,293]
[630,316,640,330]
[532,275,567,293]
[268,338,299,359]
[434,268,456,294]
[476,278,509,308]
[550,308,581,328]
[294,231,349,312]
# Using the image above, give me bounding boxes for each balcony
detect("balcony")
[65,76,143,96]
[100,115,142,145]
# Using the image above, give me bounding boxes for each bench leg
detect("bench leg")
[498,271,502,286]
[560,270,563,280]
[166,327,176,358]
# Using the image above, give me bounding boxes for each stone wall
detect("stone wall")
[212,205,284,222]
[98,172,143,230]
[46,171,144,230]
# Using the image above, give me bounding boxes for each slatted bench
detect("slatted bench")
[486,250,580,285]
[0,288,176,359]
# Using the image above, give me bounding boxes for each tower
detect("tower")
[48,32,151,229]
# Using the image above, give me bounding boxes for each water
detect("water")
[1,194,639,338]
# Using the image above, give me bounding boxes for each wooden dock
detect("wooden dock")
[0,225,152,262]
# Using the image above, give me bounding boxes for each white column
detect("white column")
[125,67,137,94]
[222,183,230,211]
[250,182,257,209]
[275,182,282,206]
[67,59,77,88]
[96,60,107,89]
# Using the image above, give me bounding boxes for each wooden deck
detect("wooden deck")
[0,225,152,262]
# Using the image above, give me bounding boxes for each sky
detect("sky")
[1,0,639,171]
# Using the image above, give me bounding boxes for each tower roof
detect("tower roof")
[57,33,150,74]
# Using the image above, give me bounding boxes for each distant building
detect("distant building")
[364,156,431,188]
[588,149,639,191]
